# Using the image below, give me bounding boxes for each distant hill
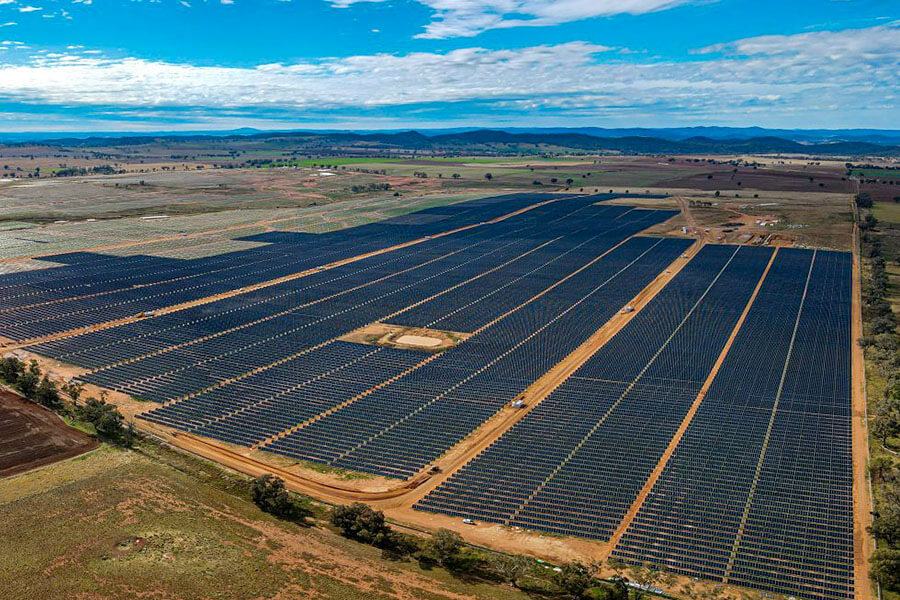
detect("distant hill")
[2,126,899,146]
[2,128,897,156]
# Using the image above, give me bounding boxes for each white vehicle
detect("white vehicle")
[462,518,476,525]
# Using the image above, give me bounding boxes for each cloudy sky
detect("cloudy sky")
[0,0,896,132]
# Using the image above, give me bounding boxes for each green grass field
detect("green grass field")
[852,168,900,179]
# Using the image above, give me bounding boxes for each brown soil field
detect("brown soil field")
[659,166,855,194]
[0,388,98,478]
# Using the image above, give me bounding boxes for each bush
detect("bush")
[16,360,41,399]
[871,548,900,589]
[77,395,135,446]
[554,562,593,599]
[251,474,309,521]
[331,503,392,547]
[0,356,24,384]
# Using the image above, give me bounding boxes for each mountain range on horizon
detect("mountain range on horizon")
[2,126,900,147]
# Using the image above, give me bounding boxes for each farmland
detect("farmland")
[0,389,98,477]
[0,154,876,600]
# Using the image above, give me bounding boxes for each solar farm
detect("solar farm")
[0,192,862,600]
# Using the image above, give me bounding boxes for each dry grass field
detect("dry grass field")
[0,442,531,600]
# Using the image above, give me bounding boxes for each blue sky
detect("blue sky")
[0,0,897,131]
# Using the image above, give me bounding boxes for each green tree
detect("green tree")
[251,474,307,520]
[61,380,85,407]
[869,509,900,547]
[484,173,493,181]
[870,548,900,589]
[331,503,392,547]
[489,553,531,587]
[35,376,63,410]
[871,396,900,447]
[77,394,131,444]
[869,455,896,485]
[0,356,24,384]
[588,581,628,600]
[16,360,41,399]
[553,562,593,599]
[426,528,463,568]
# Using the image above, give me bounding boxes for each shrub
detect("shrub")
[331,503,392,547]
[251,474,308,521]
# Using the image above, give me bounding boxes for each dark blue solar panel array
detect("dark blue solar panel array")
[0,193,575,341]
[143,342,425,447]
[414,244,772,537]
[6,189,855,600]
[264,236,691,478]
[612,248,854,600]
[134,205,672,442]
[75,201,672,403]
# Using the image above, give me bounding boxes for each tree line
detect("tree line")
[854,191,900,591]
[0,356,135,446]
[247,478,736,600]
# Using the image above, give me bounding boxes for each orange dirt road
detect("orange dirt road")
[850,204,875,600]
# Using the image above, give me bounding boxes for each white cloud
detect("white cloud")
[330,0,701,38]
[0,24,895,127]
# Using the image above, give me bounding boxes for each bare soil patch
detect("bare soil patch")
[0,388,98,478]
[340,322,471,353]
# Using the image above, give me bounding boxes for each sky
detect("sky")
[0,0,897,132]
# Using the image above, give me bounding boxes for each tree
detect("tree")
[606,557,627,579]
[870,548,900,589]
[426,528,463,568]
[251,474,307,520]
[590,581,628,600]
[451,173,461,179]
[869,455,896,485]
[61,380,84,407]
[16,360,41,399]
[35,376,63,411]
[869,509,900,547]
[484,173,493,181]
[554,562,593,599]
[381,530,420,560]
[0,356,24,384]
[331,503,392,547]
[855,192,873,209]
[77,394,131,444]
[872,409,900,447]
[489,554,531,587]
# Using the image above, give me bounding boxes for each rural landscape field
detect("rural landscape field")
[1,1,898,600]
